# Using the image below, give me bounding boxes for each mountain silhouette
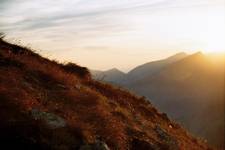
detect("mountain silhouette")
[92,52,224,149]
[91,68,126,84]
[0,38,212,149]
[126,52,188,83]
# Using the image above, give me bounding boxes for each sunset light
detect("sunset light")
[0,0,224,149]
[0,0,224,71]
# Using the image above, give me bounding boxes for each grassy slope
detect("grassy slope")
[0,39,211,150]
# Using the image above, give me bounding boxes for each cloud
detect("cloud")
[1,0,223,34]
[0,0,224,52]
[2,0,222,32]
[83,46,110,51]
[0,0,224,71]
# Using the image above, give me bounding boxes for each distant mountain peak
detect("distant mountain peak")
[126,52,188,81]
[0,39,211,150]
[107,67,119,71]
[192,51,203,56]
[167,52,188,60]
[182,51,206,62]
[105,68,125,74]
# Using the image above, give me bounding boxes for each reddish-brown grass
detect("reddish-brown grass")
[0,39,212,149]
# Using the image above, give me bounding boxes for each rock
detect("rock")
[169,124,173,129]
[161,113,170,121]
[79,140,110,150]
[75,84,82,90]
[94,140,110,150]
[31,109,66,129]
[131,138,160,150]
[155,125,179,150]
[56,84,67,90]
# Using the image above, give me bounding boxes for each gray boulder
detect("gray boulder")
[79,140,110,150]
[31,109,66,129]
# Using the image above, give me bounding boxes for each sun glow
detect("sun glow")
[1,0,225,71]
[202,29,225,54]
[203,40,225,54]
[201,10,225,54]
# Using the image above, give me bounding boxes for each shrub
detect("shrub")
[62,62,91,80]
[0,32,5,40]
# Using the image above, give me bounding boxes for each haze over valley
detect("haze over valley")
[0,0,224,149]
[92,52,225,148]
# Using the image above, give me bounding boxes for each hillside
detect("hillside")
[0,39,212,149]
[127,52,225,148]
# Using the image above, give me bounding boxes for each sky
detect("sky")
[0,0,225,72]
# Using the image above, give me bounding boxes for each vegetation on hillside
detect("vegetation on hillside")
[0,36,211,149]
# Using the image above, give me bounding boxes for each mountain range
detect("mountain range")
[91,52,225,149]
[0,37,213,149]
[91,68,126,84]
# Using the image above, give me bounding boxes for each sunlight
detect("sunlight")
[203,37,225,54]
[201,11,225,54]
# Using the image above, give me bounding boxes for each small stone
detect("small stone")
[79,140,110,150]
[75,84,81,90]
[31,109,66,129]
[57,84,67,90]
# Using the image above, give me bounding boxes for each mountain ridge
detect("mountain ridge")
[125,52,188,82]
[91,51,224,149]
[0,38,212,149]
[100,52,224,148]
[91,52,189,84]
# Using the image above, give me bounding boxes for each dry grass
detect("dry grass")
[0,39,212,150]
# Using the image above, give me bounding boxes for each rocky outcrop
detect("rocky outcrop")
[154,125,179,150]
[31,109,66,129]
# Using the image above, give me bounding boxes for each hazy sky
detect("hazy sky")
[0,0,225,71]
